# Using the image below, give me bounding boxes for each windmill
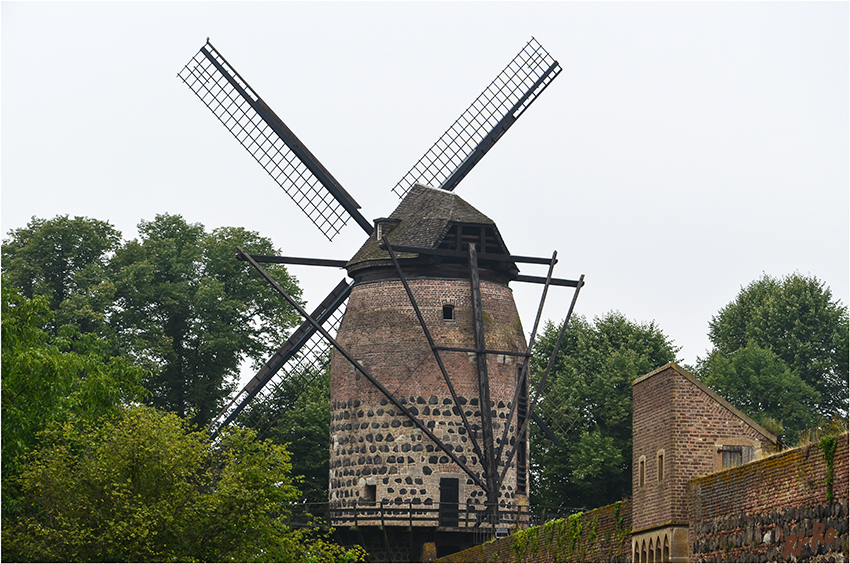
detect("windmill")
[179,38,584,559]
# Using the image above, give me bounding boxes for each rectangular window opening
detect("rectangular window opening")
[639,459,646,488]
[720,445,755,469]
[657,453,664,482]
[443,304,455,321]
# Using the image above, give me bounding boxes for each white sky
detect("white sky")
[2,2,848,372]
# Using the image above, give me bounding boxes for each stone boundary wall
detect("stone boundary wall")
[436,500,632,563]
[689,432,849,562]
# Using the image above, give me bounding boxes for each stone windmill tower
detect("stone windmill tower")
[179,38,584,560]
[331,185,528,515]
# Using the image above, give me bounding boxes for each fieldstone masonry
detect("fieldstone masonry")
[329,277,528,523]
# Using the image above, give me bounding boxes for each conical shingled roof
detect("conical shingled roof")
[346,184,509,269]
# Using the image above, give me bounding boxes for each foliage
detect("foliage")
[1,405,363,563]
[529,311,679,509]
[3,213,305,429]
[698,342,820,441]
[1,278,148,517]
[567,512,583,552]
[819,434,838,503]
[2,215,122,335]
[512,526,535,561]
[705,273,848,420]
[613,500,629,542]
[108,214,303,427]
[259,362,333,503]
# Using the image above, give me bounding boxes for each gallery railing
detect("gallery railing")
[281,500,585,537]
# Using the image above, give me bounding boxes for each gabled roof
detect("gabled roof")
[634,362,779,445]
[346,184,509,268]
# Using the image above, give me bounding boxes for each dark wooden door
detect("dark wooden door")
[439,477,459,527]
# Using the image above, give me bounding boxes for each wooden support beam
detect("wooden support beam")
[378,243,557,265]
[236,253,348,268]
[237,247,489,493]
[381,237,484,465]
[469,244,498,509]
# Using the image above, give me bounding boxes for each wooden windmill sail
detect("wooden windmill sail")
[178,37,584,552]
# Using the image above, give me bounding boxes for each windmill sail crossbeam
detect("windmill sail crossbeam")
[209,278,353,438]
[392,37,561,198]
[178,41,369,241]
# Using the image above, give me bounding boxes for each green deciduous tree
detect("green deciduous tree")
[109,214,303,427]
[4,213,306,429]
[260,363,333,504]
[2,215,122,335]
[697,343,820,441]
[529,311,679,510]
[703,273,848,425]
[1,278,148,517]
[1,405,363,563]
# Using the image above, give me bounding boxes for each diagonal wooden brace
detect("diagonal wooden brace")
[237,247,489,493]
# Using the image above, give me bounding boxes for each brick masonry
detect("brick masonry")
[632,363,777,533]
[437,362,847,563]
[689,432,849,562]
[437,501,632,563]
[329,277,528,519]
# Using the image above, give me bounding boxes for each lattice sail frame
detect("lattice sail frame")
[392,37,561,198]
[178,41,365,241]
[210,283,350,439]
[239,307,342,440]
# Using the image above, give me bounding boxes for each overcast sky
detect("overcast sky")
[3,2,848,373]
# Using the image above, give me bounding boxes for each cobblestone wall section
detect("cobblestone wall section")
[689,432,849,562]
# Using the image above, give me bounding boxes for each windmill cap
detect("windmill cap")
[345,184,514,276]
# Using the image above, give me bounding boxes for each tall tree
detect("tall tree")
[529,311,679,510]
[2,215,122,335]
[1,278,148,518]
[110,214,303,427]
[704,273,848,420]
[1,405,364,563]
[697,342,820,441]
[258,363,333,504]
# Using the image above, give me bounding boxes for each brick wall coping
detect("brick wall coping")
[692,430,848,482]
[633,362,778,444]
[630,520,690,535]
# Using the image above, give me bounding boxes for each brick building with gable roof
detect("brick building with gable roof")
[631,362,778,562]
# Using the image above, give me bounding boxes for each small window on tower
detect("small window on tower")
[443,305,455,321]
[363,484,376,503]
[657,451,664,482]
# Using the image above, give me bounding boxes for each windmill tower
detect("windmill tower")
[179,38,584,560]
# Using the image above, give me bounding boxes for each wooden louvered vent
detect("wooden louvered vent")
[438,223,505,254]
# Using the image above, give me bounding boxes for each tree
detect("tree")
[109,214,303,427]
[2,215,122,335]
[529,311,679,510]
[260,363,333,504]
[698,343,820,441]
[1,405,364,562]
[1,278,147,518]
[705,273,848,421]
